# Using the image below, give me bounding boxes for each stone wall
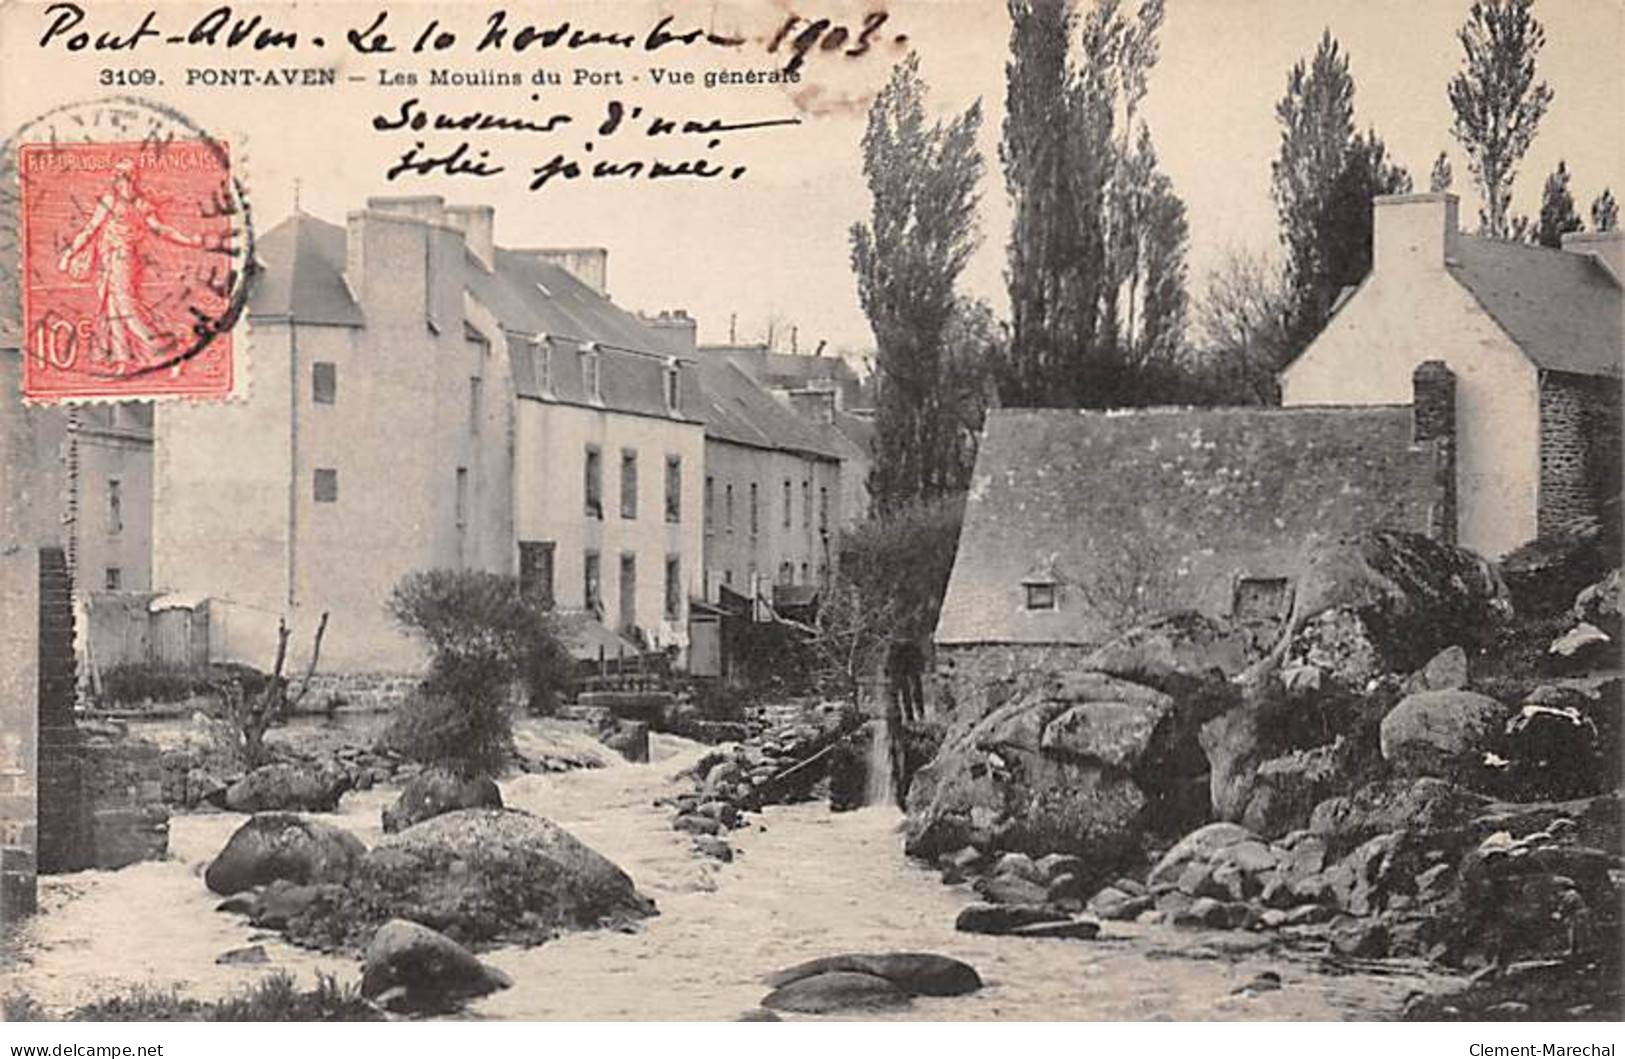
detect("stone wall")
[302,671,420,712]
[1539,372,1623,537]
[933,642,1097,732]
[76,723,168,869]
[36,547,84,874]
[0,544,39,922]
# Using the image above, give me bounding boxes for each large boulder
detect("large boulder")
[1573,569,1621,637]
[225,761,353,814]
[287,808,655,951]
[1082,611,1266,689]
[360,918,513,1014]
[765,953,981,997]
[1380,690,1509,779]
[904,676,1163,876]
[1285,531,1512,689]
[1198,705,1269,822]
[1500,520,1615,619]
[1147,821,1254,886]
[204,813,366,896]
[382,769,503,834]
[761,971,911,1014]
[1240,739,1359,839]
[601,721,651,764]
[1308,778,1488,857]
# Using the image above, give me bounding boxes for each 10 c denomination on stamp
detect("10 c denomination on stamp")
[19,136,239,401]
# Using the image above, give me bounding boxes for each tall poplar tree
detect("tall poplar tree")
[1271,32,1410,354]
[850,55,986,513]
[1000,0,1186,409]
[1448,0,1554,239]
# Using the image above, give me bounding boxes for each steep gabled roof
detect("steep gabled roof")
[1447,235,1623,377]
[249,213,364,326]
[470,249,703,421]
[692,358,843,461]
[935,406,1442,647]
[249,211,703,421]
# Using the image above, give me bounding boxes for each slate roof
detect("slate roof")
[248,213,364,326]
[250,211,703,421]
[1447,234,1623,377]
[692,358,843,461]
[935,406,1444,647]
[699,343,868,409]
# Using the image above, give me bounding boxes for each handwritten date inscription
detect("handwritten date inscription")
[37,3,905,76]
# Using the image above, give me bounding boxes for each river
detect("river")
[1,722,1456,1020]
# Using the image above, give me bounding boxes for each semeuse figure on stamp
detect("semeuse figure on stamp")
[57,158,206,371]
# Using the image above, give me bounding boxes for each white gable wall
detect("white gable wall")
[1280,195,1540,559]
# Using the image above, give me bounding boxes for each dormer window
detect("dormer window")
[664,358,681,415]
[1024,582,1057,611]
[1022,558,1062,611]
[581,343,602,403]
[533,333,552,395]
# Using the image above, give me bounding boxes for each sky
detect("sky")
[4,0,1620,356]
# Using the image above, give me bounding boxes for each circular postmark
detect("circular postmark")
[1,95,256,402]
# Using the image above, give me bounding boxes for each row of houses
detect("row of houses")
[56,195,875,676]
[936,194,1622,713]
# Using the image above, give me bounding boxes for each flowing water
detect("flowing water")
[864,718,896,810]
[2,721,1459,1021]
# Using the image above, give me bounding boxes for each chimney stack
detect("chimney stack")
[1561,230,1624,285]
[1412,359,1457,545]
[1374,193,1459,276]
[640,309,697,355]
[787,388,836,426]
[521,247,609,297]
[445,204,495,272]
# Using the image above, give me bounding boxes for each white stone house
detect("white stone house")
[1281,194,1622,559]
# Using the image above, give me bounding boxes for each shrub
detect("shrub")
[97,662,270,710]
[380,686,513,780]
[386,570,573,776]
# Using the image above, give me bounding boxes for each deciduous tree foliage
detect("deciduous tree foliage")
[999,0,1188,410]
[1536,160,1583,248]
[1447,0,1554,240]
[1271,31,1410,356]
[850,55,988,514]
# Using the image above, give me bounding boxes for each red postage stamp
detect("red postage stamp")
[18,138,239,401]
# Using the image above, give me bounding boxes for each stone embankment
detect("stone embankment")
[903,531,1622,1021]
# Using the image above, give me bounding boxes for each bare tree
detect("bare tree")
[1069,536,1177,635]
[770,578,901,711]
[1193,248,1294,405]
[220,612,328,767]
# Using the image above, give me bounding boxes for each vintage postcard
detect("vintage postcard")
[0,0,1621,1041]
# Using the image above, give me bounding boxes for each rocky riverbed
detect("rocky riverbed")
[1,722,1459,1021]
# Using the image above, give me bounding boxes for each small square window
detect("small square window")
[1024,582,1057,611]
[104,567,122,591]
[1234,577,1292,621]
[312,362,336,404]
[313,468,338,503]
